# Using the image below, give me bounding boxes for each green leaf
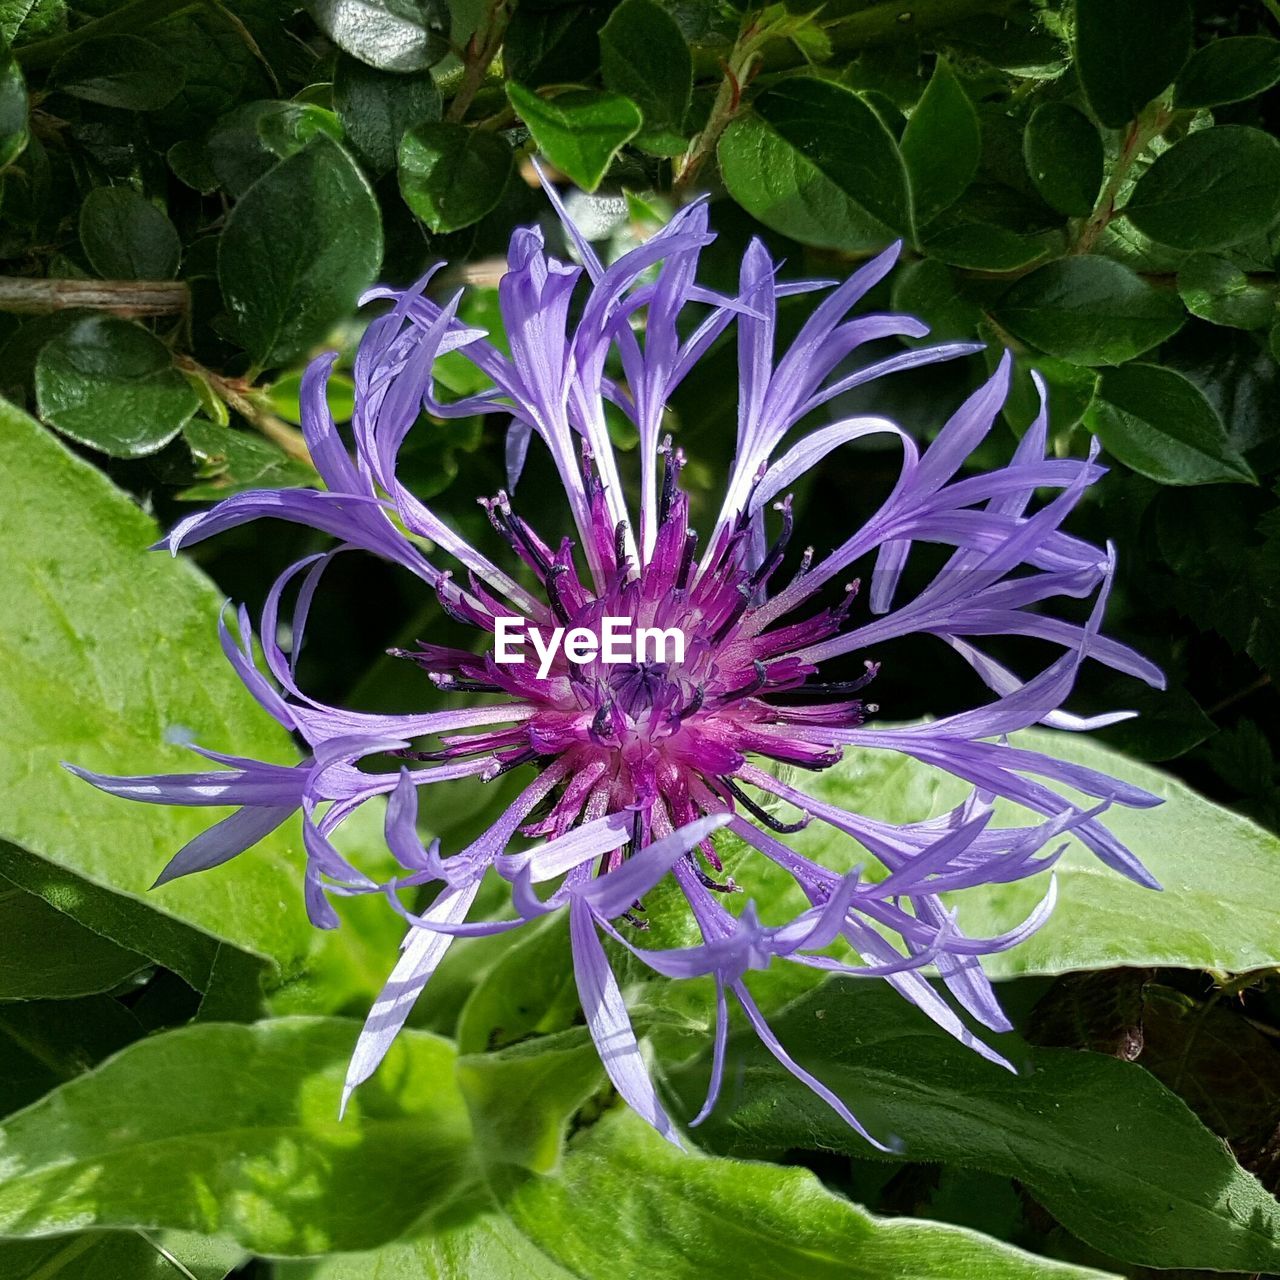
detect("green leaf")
[0,880,146,999]
[777,727,1280,977]
[333,54,440,177]
[0,1230,246,1280]
[900,57,979,227]
[718,79,909,251]
[397,122,513,233]
[0,39,27,171]
[274,1212,577,1279]
[1124,125,1280,251]
[34,315,199,458]
[991,256,1184,365]
[0,0,63,46]
[921,221,1057,271]
[889,257,982,344]
[218,135,383,368]
[599,0,691,148]
[1023,101,1102,217]
[495,1111,1111,1279]
[1177,252,1276,330]
[1,995,141,1116]
[670,982,1280,1274]
[0,400,313,974]
[1085,362,1255,485]
[1074,0,1191,127]
[257,102,345,161]
[457,1028,604,1174]
[307,0,448,72]
[78,187,180,281]
[49,35,184,110]
[1174,35,1280,109]
[0,1018,473,1255]
[506,83,641,193]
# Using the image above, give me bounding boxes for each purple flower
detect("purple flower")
[71,179,1164,1149]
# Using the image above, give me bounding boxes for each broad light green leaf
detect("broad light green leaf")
[777,727,1280,977]
[506,83,641,193]
[307,0,448,72]
[494,1110,1112,1279]
[991,256,1184,365]
[0,1230,246,1280]
[1074,0,1190,127]
[333,54,439,177]
[719,79,908,251]
[0,880,146,999]
[1124,126,1280,251]
[49,35,183,110]
[0,40,27,171]
[0,1018,473,1255]
[457,1028,604,1174]
[1174,35,1280,108]
[0,400,313,974]
[219,136,382,369]
[670,982,1280,1274]
[1086,361,1257,485]
[398,122,513,233]
[79,187,181,281]
[900,58,979,227]
[34,315,199,458]
[1177,252,1277,330]
[599,0,691,153]
[1023,101,1102,217]
[275,1211,576,1279]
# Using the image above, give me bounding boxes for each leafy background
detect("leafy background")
[1,0,1280,1275]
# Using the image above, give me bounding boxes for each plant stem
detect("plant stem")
[174,356,315,467]
[446,0,510,123]
[16,0,198,69]
[1074,103,1172,255]
[0,276,189,317]
[674,20,765,194]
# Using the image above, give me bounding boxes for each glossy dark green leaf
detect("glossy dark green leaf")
[0,403,313,976]
[599,0,691,151]
[0,39,27,170]
[888,256,982,343]
[0,1018,473,1255]
[1174,35,1280,108]
[671,982,1280,1274]
[78,187,180,281]
[1124,126,1280,250]
[0,879,146,999]
[257,102,345,160]
[333,54,440,176]
[1086,362,1256,485]
[991,256,1185,365]
[397,121,513,233]
[307,0,448,72]
[1074,0,1191,127]
[167,139,218,193]
[719,78,909,250]
[921,221,1057,271]
[205,101,289,198]
[1177,252,1277,330]
[506,83,642,193]
[49,35,184,110]
[34,316,198,457]
[218,135,383,368]
[900,57,979,227]
[1023,101,1102,217]
[0,0,63,46]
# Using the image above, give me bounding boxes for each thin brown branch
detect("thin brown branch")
[445,0,511,123]
[0,276,190,318]
[175,356,315,468]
